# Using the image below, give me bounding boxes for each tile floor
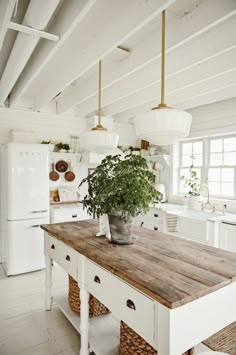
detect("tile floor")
[0,264,210,355]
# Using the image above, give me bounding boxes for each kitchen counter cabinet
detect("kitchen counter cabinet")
[42,220,236,355]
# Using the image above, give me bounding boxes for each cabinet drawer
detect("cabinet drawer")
[85,259,154,345]
[47,235,78,280]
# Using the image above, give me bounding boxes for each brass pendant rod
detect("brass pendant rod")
[161,10,165,106]
[98,59,102,126]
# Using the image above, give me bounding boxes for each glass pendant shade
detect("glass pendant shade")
[134,10,192,146]
[135,108,192,146]
[80,130,119,154]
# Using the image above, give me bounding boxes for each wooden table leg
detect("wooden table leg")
[45,255,53,311]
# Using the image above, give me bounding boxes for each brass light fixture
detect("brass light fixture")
[134,10,192,146]
[80,60,119,153]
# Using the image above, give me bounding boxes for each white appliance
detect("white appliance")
[1,143,49,275]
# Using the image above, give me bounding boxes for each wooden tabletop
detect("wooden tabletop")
[41,220,236,309]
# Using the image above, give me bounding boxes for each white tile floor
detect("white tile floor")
[0,264,210,355]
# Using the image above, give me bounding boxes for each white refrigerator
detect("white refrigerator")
[1,143,49,275]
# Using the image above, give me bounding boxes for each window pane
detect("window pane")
[194,154,202,167]
[193,141,203,154]
[182,155,192,167]
[182,143,192,155]
[208,182,220,195]
[180,168,189,193]
[210,139,223,153]
[221,183,234,196]
[222,168,234,182]
[224,137,236,152]
[210,153,222,166]
[223,152,236,166]
[208,168,221,182]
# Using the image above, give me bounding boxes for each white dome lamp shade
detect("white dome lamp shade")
[134,11,192,146]
[80,60,119,154]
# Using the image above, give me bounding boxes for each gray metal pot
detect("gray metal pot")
[108,213,136,245]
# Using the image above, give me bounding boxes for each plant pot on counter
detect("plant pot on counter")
[108,213,136,245]
[188,195,201,210]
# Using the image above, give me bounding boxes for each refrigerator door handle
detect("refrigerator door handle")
[31,210,48,214]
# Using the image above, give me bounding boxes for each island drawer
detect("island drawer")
[85,259,154,346]
[47,235,78,280]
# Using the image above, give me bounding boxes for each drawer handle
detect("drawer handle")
[51,244,55,250]
[126,299,136,310]
[154,213,158,218]
[32,225,40,228]
[66,255,70,262]
[94,275,101,284]
[154,227,158,231]
[140,222,144,227]
[72,214,77,218]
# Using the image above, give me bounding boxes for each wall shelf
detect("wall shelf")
[144,154,170,165]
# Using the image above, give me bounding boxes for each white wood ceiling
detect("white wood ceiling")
[0,0,235,122]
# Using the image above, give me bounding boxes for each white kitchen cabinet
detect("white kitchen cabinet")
[135,208,164,232]
[50,204,90,223]
[219,222,236,253]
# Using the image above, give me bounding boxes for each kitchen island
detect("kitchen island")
[42,219,236,355]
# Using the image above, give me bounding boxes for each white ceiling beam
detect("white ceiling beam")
[10,0,96,107]
[0,0,16,51]
[91,48,236,117]
[8,21,60,41]
[75,16,236,117]
[113,70,236,121]
[57,0,236,114]
[33,0,175,111]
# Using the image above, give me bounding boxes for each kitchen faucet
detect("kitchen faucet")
[200,185,215,212]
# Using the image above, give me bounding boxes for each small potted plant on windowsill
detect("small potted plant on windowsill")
[79,154,159,244]
[180,156,203,210]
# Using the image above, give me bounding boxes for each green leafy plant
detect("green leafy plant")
[79,154,159,222]
[41,140,51,144]
[55,142,70,151]
[62,143,70,151]
[180,156,201,196]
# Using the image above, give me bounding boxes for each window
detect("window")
[172,134,236,200]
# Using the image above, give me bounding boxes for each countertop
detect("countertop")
[41,220,236,309]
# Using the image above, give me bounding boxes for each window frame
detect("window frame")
[173,134,236,201]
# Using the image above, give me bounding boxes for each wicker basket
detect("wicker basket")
[119,321,194,355]
[68,275,110,318]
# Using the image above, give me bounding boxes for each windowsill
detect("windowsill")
[169,194,236,213]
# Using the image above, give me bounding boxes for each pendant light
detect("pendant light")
[134,11,192,146]
[80,60,119,154]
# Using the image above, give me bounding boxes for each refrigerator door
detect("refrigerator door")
[5,218,49,276]
[7,143,49,220]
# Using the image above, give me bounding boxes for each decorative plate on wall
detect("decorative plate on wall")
[55,160,68,172]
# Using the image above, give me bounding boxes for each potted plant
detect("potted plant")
[180,156,202,209]
[55,142,70,152]
[79,154,159,244]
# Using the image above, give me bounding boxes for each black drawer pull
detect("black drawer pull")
[32,225,40,228]
[51,244,55,249]
[154,227,158,231]
[72,214,77,218]
[66,255,70,261]
[154,213,158,218]
[94,275,101,284]
[140,222,144,227]
[126,299,136,310]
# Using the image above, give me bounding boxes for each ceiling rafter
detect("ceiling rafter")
[31,0,175,111]
[57,0,236,114]
[9,0,96,107]
[0,0,16,51]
